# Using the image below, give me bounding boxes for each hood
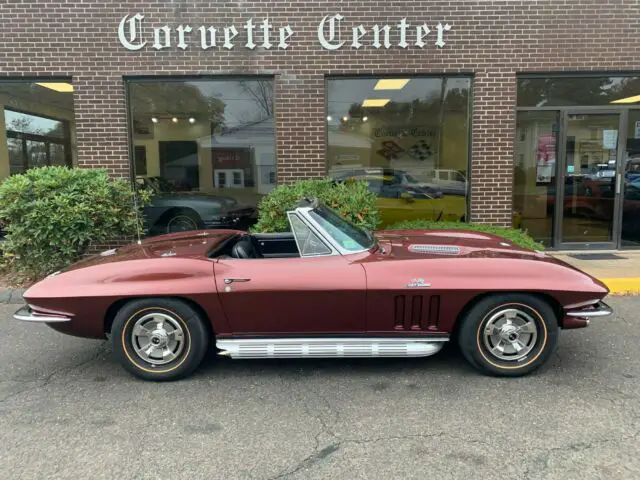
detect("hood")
[374,229,549,261]
[59,230,240,273]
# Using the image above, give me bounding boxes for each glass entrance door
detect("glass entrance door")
[621,109,640,248]
[558,112,623,248]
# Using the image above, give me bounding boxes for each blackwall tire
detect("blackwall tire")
[457,294,558,377]
[111,298,210,381]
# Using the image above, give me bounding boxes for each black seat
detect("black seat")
[231,236,262,259]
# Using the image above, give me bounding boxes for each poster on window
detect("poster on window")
[372,126,437,164]
[535,133,556,184]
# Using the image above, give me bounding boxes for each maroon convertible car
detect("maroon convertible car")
[13,198,612,381]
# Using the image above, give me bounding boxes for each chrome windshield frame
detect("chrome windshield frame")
[287,201,375,257]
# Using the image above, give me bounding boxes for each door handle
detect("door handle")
[616,173,621,195]
[224,278,251,284]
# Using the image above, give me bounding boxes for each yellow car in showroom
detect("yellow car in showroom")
[335,172,465,227]
[336,171,523,229]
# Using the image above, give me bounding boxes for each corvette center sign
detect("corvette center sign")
[117,13,453,51]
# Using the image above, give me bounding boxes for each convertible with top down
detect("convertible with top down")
[13,198,613,381]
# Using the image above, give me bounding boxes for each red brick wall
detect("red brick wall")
[1,0,639,226]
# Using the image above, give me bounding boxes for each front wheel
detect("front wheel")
[457,294,559,377]
[111,298,210,381]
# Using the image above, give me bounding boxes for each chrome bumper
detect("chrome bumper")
[13,305,71,323]
[566,301,613,318]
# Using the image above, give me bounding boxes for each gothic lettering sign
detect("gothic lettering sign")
[117,13,452,51]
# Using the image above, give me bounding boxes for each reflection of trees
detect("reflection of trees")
[7,115,64,138]
[238,79,273,120]
[8,116,38,134]
[342,83,469,130]
[518,76,640,106]
[442,87,470,112]
[130,83,226,128]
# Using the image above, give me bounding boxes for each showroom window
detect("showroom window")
[515,75,640,249]
[0,81,76,179]
[326,76,471,227]
[126,77,276,236]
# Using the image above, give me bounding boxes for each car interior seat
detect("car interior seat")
[231,236,263,258]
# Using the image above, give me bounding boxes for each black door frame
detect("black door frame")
[554,109,628,250]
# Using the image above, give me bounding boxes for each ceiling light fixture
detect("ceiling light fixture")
[362,116,368,122]
[151,117,158,123]
[362,99,390,107]
[188,117,196,124]
[35,82,74,93]
[342,116,349,122]
[374,79,410,90]
[326,115,332,121]
[610,94,640,104]
[172,117,178,123]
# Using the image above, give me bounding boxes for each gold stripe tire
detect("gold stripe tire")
[457,293,559,377]
[111,298,211,381]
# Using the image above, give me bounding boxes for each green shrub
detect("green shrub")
[383,219,544,251]
[253,179,380,233]
[0,166,150,282]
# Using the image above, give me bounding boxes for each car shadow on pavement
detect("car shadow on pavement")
[193,341,480,379]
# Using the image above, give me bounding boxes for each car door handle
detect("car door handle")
[224,278,251,284]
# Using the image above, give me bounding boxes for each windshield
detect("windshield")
[307,204,376,252]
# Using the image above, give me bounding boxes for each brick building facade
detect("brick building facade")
[1,1,639,249]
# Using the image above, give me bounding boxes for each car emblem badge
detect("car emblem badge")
[407,278,431,288]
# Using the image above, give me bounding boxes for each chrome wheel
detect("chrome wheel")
[166,214,198,233]
[482,308,538,361]
[131,313,186,365]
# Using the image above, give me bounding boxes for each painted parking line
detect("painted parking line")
[600,278,640,295]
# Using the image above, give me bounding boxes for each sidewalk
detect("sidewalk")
[550,251,640,295]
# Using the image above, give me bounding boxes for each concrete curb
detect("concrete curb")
[600,278,640,296]
[0,288,25,305]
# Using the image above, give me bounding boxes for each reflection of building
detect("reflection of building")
[0,1,639,250]
[199,118,276,195]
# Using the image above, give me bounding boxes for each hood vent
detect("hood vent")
[408,244,461,255]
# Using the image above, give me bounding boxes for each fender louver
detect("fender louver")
[394,294,441,331]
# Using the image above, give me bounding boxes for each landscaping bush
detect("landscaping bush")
[253,178,380,233]
[383,219,544,251]
[0,166,150,282]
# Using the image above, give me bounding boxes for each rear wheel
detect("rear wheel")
[111,298,210,381]
[457,294,558,377]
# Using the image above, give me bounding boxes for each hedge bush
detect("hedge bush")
[253,178,380,233]
[0,166,150,282]
[383,219,544,251]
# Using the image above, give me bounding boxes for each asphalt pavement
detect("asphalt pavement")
[1,298,639,480]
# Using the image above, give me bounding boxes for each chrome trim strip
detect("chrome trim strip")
[13,305,72,323]
[216,337,449,359]
[566,300,613,318]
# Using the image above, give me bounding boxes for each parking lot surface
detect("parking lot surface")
[1,297,639,480]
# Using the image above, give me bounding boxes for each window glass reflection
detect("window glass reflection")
[622,109,640,247]
[127,78,276,236]
[326,76,471,227]
[517,76,640,107]
[513,111,559,246]
[0,82,76,180]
